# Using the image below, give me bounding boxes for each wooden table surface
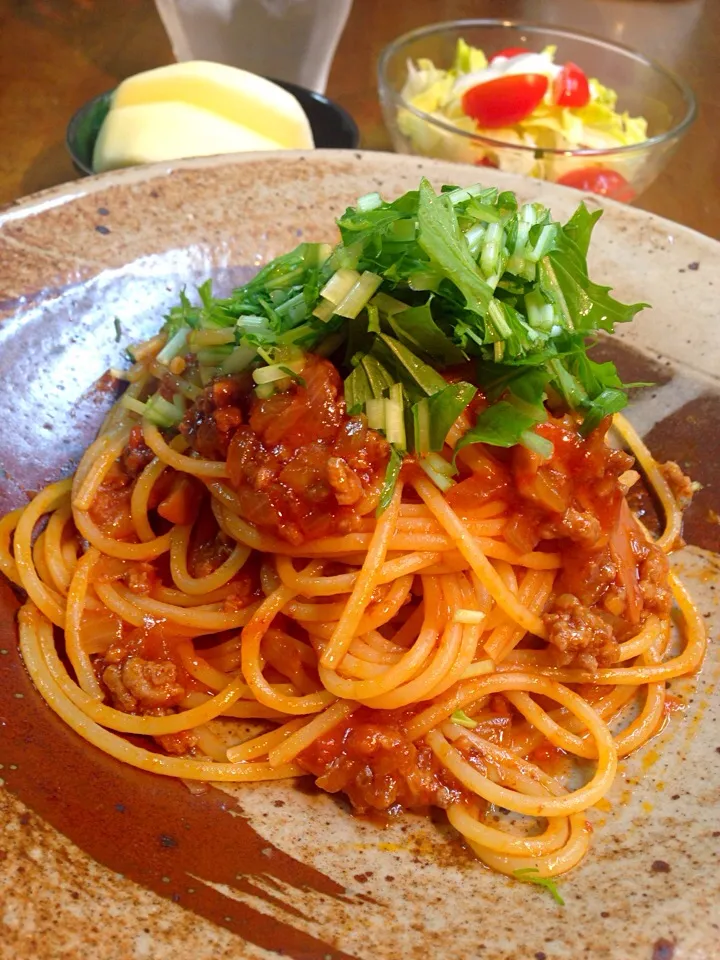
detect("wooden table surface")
[0,0,717,236]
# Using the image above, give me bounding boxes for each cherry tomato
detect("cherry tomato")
[474,155,499,168]
[557,167,636,202]
[553,61,591,107]
[489,46,531,62]
[462,74,549,128]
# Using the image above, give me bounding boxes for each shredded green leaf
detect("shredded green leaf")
[450,709,478,729]
[377,447,403,516]
[513,868,565,906]
[277,365,307,387]
[454,401,549,462]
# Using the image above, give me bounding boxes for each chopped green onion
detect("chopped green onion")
[198,365,216,386]
[525,290,556,332]
[453,609,486,625]
[480,223,505,277]
[413,398,430,456]
[519,429,554,460]
[196,347,233,365]
[385,383,406,449]
[142,392,185,429]
[450,709,478,728]
[221,344,257,374]
[512,227,531,261]
[120,395,149,418]
[424,452,455,477]
[254,382,275,399]
[274,291,308,326]
[356,191,383,212]
[526,224,558,262]
[253,359,305,385]
[365,398,386,431]
[334,271,383,320]
[445,184,488,205]
[418,457,455,492]
[312,298,336,322]
[236,314,272,334]
[520,202,539,224]
[189,328,235,349]
[156,326,189,365]
[320,268,361,305]
[464,222,486,258]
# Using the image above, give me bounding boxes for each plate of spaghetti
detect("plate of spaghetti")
[0,151,718,960]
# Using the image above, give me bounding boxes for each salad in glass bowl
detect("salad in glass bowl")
[378,21,695,202]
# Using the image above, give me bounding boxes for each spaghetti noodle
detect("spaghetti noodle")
[0,180,706,882]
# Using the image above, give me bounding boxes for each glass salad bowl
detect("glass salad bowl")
[378,20,696,202]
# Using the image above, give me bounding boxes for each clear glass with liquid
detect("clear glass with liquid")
[155,0,353,92]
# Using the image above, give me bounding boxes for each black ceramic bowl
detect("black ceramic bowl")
[66,76,360,176]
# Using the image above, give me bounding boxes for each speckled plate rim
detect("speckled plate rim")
[0,150,718,960]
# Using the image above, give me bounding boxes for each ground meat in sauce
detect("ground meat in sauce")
[543,594,621,671]
[539,506,602,546]
[121,425,155,478]
[556,544,617,608]
[659,460,696,509]
[637,541,672,615]
[123,562,160,596]
[299,710,466,814]
[155,729,199,755]
[502,415,678,632]
[102,656,186,713]
[181,356,390,544]
[89,426,172,538]
[180,374,249,460]
[85,452,137,538]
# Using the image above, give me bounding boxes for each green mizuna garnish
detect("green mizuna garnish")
[450,709,479,729]
[513,867,566,905]
[156,178,645,507]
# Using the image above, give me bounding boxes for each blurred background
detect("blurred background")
[0,0,716,234]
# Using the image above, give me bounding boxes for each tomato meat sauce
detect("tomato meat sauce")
[298,707,468,815]
[449,412,672,669]
[93,353,683,808]
[182,355,390,545]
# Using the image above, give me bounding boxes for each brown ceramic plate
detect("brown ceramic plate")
[0,151,718,960]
